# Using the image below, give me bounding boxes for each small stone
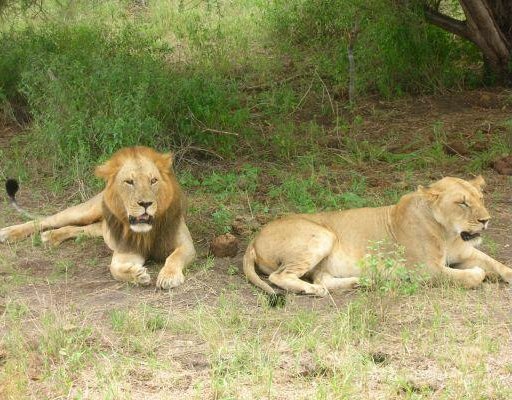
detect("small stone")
[443,140,468,156]
[210,233,239,258]
[493,155,512,175]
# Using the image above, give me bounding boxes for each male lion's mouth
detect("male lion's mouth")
[461,231,481,241]
[129,213,154,225]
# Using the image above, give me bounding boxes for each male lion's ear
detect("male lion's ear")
[158,152,174,170]
[95,160,116,180]
[470,175,486,190]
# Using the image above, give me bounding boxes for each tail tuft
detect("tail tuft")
[6,179,19,201]
[267,293,286,308]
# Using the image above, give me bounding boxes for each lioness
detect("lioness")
[0,146,196,289]
[244,176,512,296]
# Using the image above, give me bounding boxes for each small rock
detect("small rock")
[210,233,239,258]
[443,140,468,156]
[492,155,512,175]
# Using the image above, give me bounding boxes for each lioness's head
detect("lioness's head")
[96,146,178,233]
[419,176,490,243]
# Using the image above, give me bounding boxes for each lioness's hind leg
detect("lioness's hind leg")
[257,219,336,296]
[269,270,328,296]
[110,252,150,285]
[313,273,359,291]
[41,222,103,246]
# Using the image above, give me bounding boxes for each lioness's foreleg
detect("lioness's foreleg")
[110,252,151,285]
[439,265,485,288]
[156,218,196,290]
[454,249,512,283]
[0,192,103,243]
[41,222,104,246]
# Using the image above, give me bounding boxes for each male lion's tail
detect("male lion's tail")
[5,179,38,220]
[243,239,276,295]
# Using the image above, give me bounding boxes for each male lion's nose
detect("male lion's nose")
[138,201,153,210]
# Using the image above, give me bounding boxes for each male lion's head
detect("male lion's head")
[419,176,490,243]
[96,146,179,233]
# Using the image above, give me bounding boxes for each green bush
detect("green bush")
[269,0,481,96]
[0,23,248,176]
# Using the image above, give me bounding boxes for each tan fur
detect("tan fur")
[244,176,512,296]
[0,146,196,289]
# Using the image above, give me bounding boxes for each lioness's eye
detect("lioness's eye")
[459,201,469,208]
[124,179,134,186]
[151,178,158,185]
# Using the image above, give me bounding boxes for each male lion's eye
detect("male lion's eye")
[124,179,134,186]
[151,178,158,185]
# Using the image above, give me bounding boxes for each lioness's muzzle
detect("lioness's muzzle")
[460,231,480,241]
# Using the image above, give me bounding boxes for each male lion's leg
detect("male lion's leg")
[455,249,512,283]
[110,252,151,285]
[0,192,103,243]
[156,218,196,290]
[41,222,104,247]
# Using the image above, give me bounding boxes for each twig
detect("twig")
[314,69,335,116]
[201,127,238,136]
[187,107,239,137]
[242,72,306,92]
[348,20,360,105]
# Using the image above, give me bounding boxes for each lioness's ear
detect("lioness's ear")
[470,175,486,190]
[417,185,440,200]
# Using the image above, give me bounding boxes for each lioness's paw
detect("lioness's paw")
[467,267,486,288]
[156,270,185,290]
[307,284,329,297]
[501,268,512,284]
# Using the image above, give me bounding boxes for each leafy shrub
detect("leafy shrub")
[269,0,481,96]
[0,23,248,177]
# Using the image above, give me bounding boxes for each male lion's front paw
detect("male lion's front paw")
[134,267,151,286]
[0,228,8,243]
[156,269,185,290]
[0,227,17,243]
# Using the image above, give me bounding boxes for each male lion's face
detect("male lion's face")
[426,176,490,243]
[113,157,164,233]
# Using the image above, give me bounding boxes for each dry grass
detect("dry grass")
[1,90,512,399]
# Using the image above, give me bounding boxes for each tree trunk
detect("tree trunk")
[425,0,512,84]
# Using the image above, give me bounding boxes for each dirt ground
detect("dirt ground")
[1,89,512,399]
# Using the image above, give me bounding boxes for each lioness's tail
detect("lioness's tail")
[243,239,276,295]
[5,179,38,220]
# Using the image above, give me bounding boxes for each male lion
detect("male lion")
[0,146,196,289]
[244,176,512,296]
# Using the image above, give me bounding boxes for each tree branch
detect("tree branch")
[424,6,473,43]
